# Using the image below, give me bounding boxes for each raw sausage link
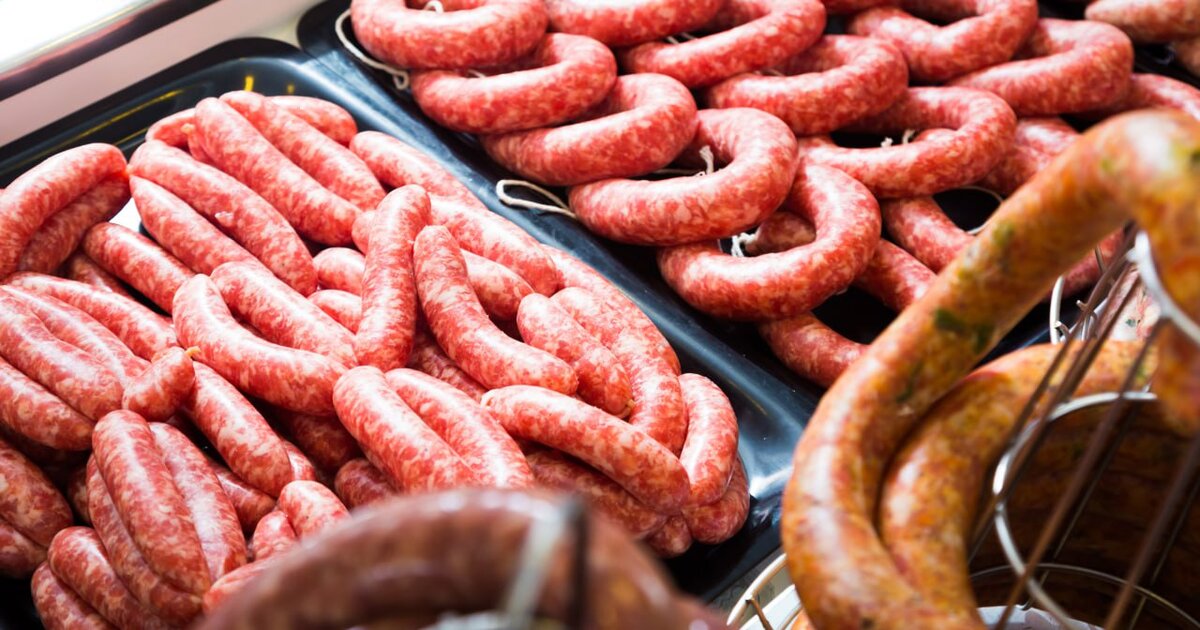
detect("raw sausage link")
[4,273,176,360]
[308,290,362,333]
[407,329,487,400]
[1085,0,1200,43]
[0,421,87,470]
[0,435,72,548]
[526,450,667,538]
[551,288,686,453]
[18,176,130,275]
[1,519,44,578]
[277,480,349,539]
[878,344,1140,619]
[47,527,171,630]
[131,176,259,276]
[412,33,617,134]
[81,223,193,313]
[266,96,358,145]
[949,19,1134,116]
[978,117,1078,197]
[3,284,142,386]
[544,0,723,46]
[683,458,750,544]
[463,250,534,321]
[882,196,1125,297]
[287,435,331,484]
[481,73,697,187]
[0,144,126,278]
[146,97,358,148]
[333,366,476,492]
[847,0,1038,83]
[619,0,826,88]
[0,289,122,421]
[854,240,939,314]
[743,207,817,256]
[91,411,211,595]
[543,247,679,374]
[201,560,276,616]
[414,225,576,393]
[64,254,131,298]
[386,368,534,488]
[207,458,275,532]
[482,386,689,512]
[799,87,1016,198]
[748,210,938,312]
[350,0,547,70]
[86,460,201,624]
[334,458,395,509]
[249,510,296,562]
[184,364,295,497]
[760,314,866,388]
[122,347,195,423]
[193,97,359,246]
[355,186,429,370]
[678,374,739,507]
[1089,73,1200,123]
[269,409,361,473]
[706,35,908,136]
[128,141,317,295]
[220,91,385,212]
[425,196,561,296]
[146,422,247,584]
[571,107,798,246]
[211,261,356,367]
[516,294,632,417]
[0,357,94,451]
[657,163,880,320]
[313,247,365,294]
[348,133,562,294]
[644,515,692,558]
[350,131,483,209]
[30,562,112,630]
[173,275,346,415]
[754,237,935,386]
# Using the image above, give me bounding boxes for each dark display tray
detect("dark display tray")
[0,38,811,628]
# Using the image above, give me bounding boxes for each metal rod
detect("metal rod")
[566,499,588,630]
[970,274,1141,561]
[747,598,774,630]
[1046,350,1152,563]
[1104,429,1200,629]
[1127,469,1200,629]
[993,325,1163,628]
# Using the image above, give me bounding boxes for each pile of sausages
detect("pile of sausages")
[0,91,748,628]
[348,0,1200,388]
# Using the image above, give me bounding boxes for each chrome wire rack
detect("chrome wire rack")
[979,229,1200,629]
[729,228,1200,630]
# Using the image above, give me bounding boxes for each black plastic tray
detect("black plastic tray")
[0,37,813,628]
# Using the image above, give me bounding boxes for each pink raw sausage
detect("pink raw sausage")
[619,0,826,88]
[412,33,616,134]
[414,225,576,393]
[570,107,797,245]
